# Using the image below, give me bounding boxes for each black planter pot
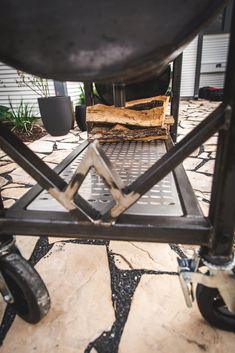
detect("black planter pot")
[75,104,87,131]
[38,96,74,136]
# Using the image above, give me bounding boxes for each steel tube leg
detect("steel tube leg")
[202,2,235,263]
[0,192,14,245]
[170,53,183,142]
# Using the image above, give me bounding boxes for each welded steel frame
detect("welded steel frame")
[0,4,235,263]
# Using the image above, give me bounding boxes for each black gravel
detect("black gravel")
[84,245,178,353]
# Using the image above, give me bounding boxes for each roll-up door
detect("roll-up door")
[200,33,230,89]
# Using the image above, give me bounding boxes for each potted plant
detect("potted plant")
[0,100,46,142]
[17,71,74,136]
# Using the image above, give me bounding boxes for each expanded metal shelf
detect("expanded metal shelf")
[28,140,183,217]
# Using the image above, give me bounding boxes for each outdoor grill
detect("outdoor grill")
[0,0,235,332]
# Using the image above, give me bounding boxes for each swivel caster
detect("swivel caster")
[0,238,50,324]
[196,283,235,332]
[178,255,235,332]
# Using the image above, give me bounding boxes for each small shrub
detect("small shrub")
[77,83,85,105]
[8,99,36,133]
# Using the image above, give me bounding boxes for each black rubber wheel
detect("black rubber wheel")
[196,284,235,332]
[0,253,50,324]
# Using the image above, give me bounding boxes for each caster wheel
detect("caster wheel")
[0,253,50,324]
[196,284,235,332]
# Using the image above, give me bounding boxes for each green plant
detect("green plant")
[8,99,36,133]
[0,105,14,122]
[76,83,100,105]
[77,83,85,105]
[16,71,50,98]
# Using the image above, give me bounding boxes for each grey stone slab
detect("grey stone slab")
[29,140,54,154]
[186,171,212,193]
[1,187,29,199]
[187,116,206,122]
[79,131,88,140]
[48,236,77,244]
[3,199,15,208]
[1,155,14,162]
[177,127,193,135]
[40,134,71,142]
[183,158,201,171]
[43,149,74,164]
[119,275,235,353]
[204,145,217,152]
[202,192,211,201]
[1,243,115,353]
[2,183,24,189]
[198,152,209,159]
[0,161,8,166]
[194,190,205,199]
[176,135,184,142]
[197,160,215,175]
[109,241,178,271]
[180,121,196,129]
[0,163,17,174]
[55,142,77,150]
[9,167,35,185]
[15,236,39,260]
[61,136,80,143]
[204,136,218,145]
[0,176,8,188]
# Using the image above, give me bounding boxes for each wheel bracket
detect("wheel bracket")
[178,254,235,313]
[0,270,14,304]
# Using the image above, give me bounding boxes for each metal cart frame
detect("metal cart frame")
[0,1,235,328]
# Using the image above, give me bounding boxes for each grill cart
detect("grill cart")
[0,0,234,331]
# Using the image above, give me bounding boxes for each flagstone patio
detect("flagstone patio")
[0,99,234,353]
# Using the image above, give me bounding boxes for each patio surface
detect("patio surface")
[0,99,235,352]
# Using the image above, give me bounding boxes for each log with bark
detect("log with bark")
[87,95,173,142]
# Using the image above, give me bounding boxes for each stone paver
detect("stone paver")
[0,176,7,188]
[0,100,233,352]
[2,198,15,208]
[110,242,178,271]
[119,276,235,353]
[15,235,39,260]
[183,157,201,171]
[56,142,78,150]
[197,160,215,174]
[9,167,35,185]
[198,152,210,159]
[29,140,54,154]
[204,144,217,152]
[1,187,29,199]
[43,149,74,164]
[185,171,212,193]
[0,162,17,174]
